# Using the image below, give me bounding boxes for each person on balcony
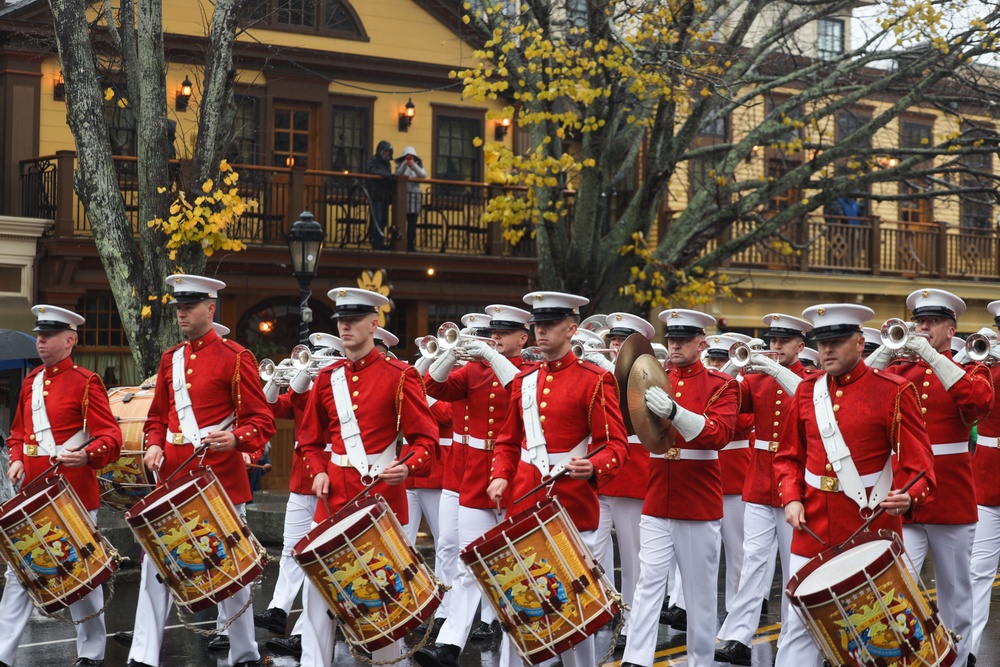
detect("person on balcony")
[394,146,427,251]
[365,140,395,249]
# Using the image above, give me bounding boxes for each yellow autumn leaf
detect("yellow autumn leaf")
[141,305,152,318]
[104,88,115,101]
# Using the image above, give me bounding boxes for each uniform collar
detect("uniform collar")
[540,350,575,372]
[187,328,220,350]
[344,346,382,372]
[831,360,868,387]
[670,361,705,378]
[787,360,804,374]
[44,356,75,376]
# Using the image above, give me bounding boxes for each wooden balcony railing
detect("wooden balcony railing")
[19,152,1000,281]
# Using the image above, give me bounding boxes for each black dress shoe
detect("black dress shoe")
[619,662,646,667]
[413,643,462,667]
[206,634,230,650]
[715,639,752,666]
[761,598,769,614]
[126,662,154,667]
[968,656,977,667]
[112,631,134,647]
[659,604,687,631]
[266,634,302,658]
[469,619,501,641]
[233,661,263,667]
[74,660,104,667]
[615,633,628,650]
[414,616,446,638]
[253,606,288,634]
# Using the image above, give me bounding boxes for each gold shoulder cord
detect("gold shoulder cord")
[394,368,408,433]
[81,374,96,432]
[232,352,243,428]
[587,374,610,445]
[893,384,910,458]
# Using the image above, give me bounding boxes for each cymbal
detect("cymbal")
[627,354,675,455]
[614,333,655,434]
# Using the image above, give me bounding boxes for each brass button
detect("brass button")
[835,390,843,398]
[677,381,685,387]
[775,400,782,405]
[353,390,359,397]
[488,418,494,424]
[546,375,554,382]
[488,430,494,437]
[186,383,192,388]
[489,393,496,399]
[190,354,196,360]
[923,381,930,387]
[187,368,193,375]
[675,392,682,398]
[921,394,928,400]
[352,376,359,382]
[540,415,546,422]
[826,463,833,471]
[921,407,927,414]
[539,402,546,409]
[44,380,51,386]
[543,388,550,394]
[832,405,840,412]
[352,404,359,410]
[29,434,35,441]
[489,406,495,412]
[776,389,783,395]
[43,391,49,396]
[773,421,779,426]
[774,410,781,416]
[493,381,499,387]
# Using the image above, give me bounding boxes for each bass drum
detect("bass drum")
[100,386,156,512]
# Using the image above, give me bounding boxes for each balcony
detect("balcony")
[19,152,1000,282]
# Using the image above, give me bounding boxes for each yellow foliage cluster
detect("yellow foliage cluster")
[147,160,255,261]
[619,232,738,309]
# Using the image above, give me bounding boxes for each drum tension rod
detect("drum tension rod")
[402,563,418,581]
[572,575,590,593]
[80,542,96,558]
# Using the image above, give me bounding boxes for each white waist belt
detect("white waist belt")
[754,440,780,452]
[805,469,882,490]
[723,440,750,451]
[439,437,452,447]
[167,420,230,446]
[465,435,495,451]
[649,449,719,461]
[330,447,396,477]
[520,448,531,464]
[23,429,88,457]
[931,441,968,456]
[978,435,999,448]
[627,434,641,444]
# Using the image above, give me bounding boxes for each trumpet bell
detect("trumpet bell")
[880,318,911,350]
[291,344,311,369]
[729,342,753,368]
[258,358,276,382]
[966,332,995,362]
[418,335,441,359]
[437,322,462,349]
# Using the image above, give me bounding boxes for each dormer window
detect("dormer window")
[817,18,844,60]
[241,0,367,40]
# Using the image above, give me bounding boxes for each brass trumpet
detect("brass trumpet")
[880,318,929,362]
[729,341,779,368]
[571,340,615,358]
[259,344,311,385]
[966,331,1000,364]
[419,322,497,359]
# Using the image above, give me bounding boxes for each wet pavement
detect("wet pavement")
[5,533,1000,666]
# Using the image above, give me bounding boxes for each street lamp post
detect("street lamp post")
[287,210,325,344]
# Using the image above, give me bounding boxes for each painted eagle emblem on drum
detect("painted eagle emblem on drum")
[490,551,569,618]
[157,516,227,574]
[14,521,79,577]
[834,589,924,663]
[332,548,405,608]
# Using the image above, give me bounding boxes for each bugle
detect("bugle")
[259,344,311,385]
[729,341,778,369]
[880,318,912,350]
[436,322,497,350]
[965,331,1000,364]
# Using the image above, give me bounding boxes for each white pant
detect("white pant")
[0,509,106,665]
[128,503,259,667]
[903,522,976,666]
[721,494,746,610]
[435,489,461,620]
[595,495,643,632]
[774,553,823,667]
[267,492,318,614]
[404,488,443,547]
[623,516,721,667]
[496,529,599,667]
[300,521,401,666]
[970,504,1000,656]
[436,505,505,649]
[718,503,790,646]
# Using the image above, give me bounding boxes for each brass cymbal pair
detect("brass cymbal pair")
[614,333,675,454]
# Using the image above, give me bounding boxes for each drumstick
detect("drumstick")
[800,524,827,548]
[342,451,415,508]
[513,443,608,506]
[22,437,98,493]
[247,463,272,472]
[838,470,927,550]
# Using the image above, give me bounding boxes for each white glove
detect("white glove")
[414,354,434,375]
[952,347,972,365]
[583,351,615,372]
[428,348,458,383]
[459,339,519,386]
[905,335,966,390]
[644,386,706,441]
[718,360,740,378]
[288,369,312,394]
[263,379,280,404]
[749,353,801,395]
[865,344,894,370]
[748,338,767,350]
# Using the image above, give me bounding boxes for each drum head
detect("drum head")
[795,538,893,597]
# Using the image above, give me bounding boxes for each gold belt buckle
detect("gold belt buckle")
[768,441,780,453]
[484,439,495,451]
[665,447,681,461]
[172,432,185,445]
[462,435,469,446]
[25,444,37,457]
[820,476,839,492]
[339,454,351,467]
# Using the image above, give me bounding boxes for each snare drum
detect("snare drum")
[100,386,156,511]
[460,498,619,665]
[0,476,118,613]
[125,468,265,614]
[787,530,956,667]
[293,495,443,652]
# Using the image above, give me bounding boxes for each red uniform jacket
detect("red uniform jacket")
[490,352,629,532]
[298,348,437,520]
[721,412,754,495]
[425,356,531,510]
[598,437,650,501]
[407,399,452,490]
[443,399,467,494]
[144,329,275,506]
[889,354,992,525]
[8,357,122,510]
[973,363,1000,506]
[741,360,812,507]
[271,389,313,496]
[642,363,739,521]
[774,363,936,558]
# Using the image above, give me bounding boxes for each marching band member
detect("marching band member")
[128,275,275,667]
[703,334,753,617]
[485,291,628,667]
[620,309,738,667]
[715,314,813,666]
[295,287,437,667]
[591,312,654,650]
[773,303,935,667]
[969,300,1000,667]
[797,346,819,370]
[0,305,121,667]
[414,304,534,667]
[867,288,992,667]
[862,326,881,357]
[254,332,342,659]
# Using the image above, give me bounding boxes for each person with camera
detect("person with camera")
[394,146,427,251]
